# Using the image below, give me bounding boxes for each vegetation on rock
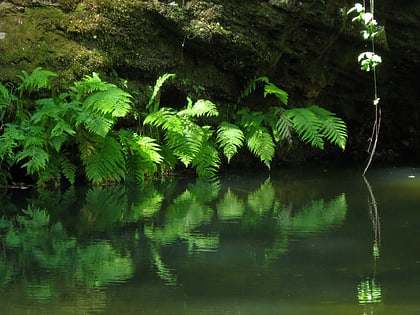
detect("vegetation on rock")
[0,68,347,186]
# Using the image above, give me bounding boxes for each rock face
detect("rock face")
[0,0,419,162]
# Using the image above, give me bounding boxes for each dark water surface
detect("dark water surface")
[1,167,420,314]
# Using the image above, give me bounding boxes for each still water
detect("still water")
[1,167,420,314]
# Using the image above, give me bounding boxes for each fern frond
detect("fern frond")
[308,105,348,150]
[166,122,204,167]
[193,143,220,178]
[83,85,132,117]
[238,108,265,129]
[80,135,125,184]
[73,72,108,98]
[146,73,176,113]
[0,82,16,110]
[48,133,68,152]
[285,108,324,149]
[134,134,163,164]
[76,109,114,137]
[178,99,219,118]
[263,82,289,105]
[246,127,275,169]
[16,146,49,174]
[216,122,244,163]
[17,67,57,96]
[239,76,270,100]
[119,131,163,183]
[275,111,294,143]
[143,108,182,132]
[59,155,77,185]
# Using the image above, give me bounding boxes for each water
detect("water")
[1,167,420,314]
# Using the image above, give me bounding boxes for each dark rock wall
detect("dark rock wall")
[0,0,419,162]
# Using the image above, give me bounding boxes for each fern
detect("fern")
[79,134,125,184]
[119,130,164,184]
[16,67,57,96]
[73,72,108,98]
[246,127,276,168]
[0,123,26,160]
[145,108,201,167]
[76,108,114,137]
[285,107,325,149]
[239,76,270,100]
[59,155,77,185]
[166,122,204,167]
[237,108,275,168]
[0,82,16,112]
[83,85,132,117]
[134,134,163,164]
[178,98,219,118]
[143,91,222,177]
[263,82,289,105]
[308,105,348,150]
[144,107,182,132]
[15,146,49,175]
[192,127,221,178]
[216,122,244,163]
[146,73,176,113]
[275,112,294,143]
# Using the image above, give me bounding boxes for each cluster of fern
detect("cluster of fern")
[0,69,347,186]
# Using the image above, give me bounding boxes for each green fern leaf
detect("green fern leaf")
[48,133,68,152]
[239,76,270,100]
[285,108,324,149]
[0,82,16,110]
[246,127,275,169]
[17,67,57,96]
[59,155,76,185]
[76,109,114,137]
[216,122,244,163]
[134,134,163,164]
[16,146,49,174]
[167,122,204,167]
[80,135,125,184]
[308,105,348,150]
[83,85,132,117]
[146,73,176,113]
[73,72,107,98]
[275,112,294,143]
[193,142,221,178]
[178,98,219,118]
[143,108,182,132]
[263,82,289,105]
[192,129,221,178]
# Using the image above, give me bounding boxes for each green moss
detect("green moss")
[0,6,112,83]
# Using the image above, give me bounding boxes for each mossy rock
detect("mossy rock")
[0,6,111,83]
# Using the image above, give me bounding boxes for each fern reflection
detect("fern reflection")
[143,176,347,284]
[0,174,348,305]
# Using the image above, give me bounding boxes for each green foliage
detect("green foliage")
[144,95,221,178]
[0,69,134,185]
[216,122,245,163]
[79,134,126,184]
[0,68,348,184]
[16,67,57,96]
[146,73,176,113]
[234,77,347,166]
[119,130,163,184]
[238,108,276,168]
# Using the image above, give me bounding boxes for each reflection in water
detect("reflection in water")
[1,168,419,314]
[358,176,382,315]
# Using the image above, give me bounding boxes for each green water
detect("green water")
[1,167,420,314]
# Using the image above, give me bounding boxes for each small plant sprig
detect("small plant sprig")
[347,1,383,175]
